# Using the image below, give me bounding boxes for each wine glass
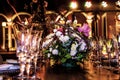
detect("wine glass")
[16,32,27,79]
[30,30,43,79]
[106,39,112,69]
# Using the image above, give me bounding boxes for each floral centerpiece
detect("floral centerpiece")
[42,23,91,67]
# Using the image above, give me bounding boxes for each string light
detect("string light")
[85,1,92,8]
[116,0,120,7]
[117,13,120,21]
[101,1,108,8]
[69,1,78,9]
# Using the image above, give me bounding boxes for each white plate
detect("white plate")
[0,64,13,70]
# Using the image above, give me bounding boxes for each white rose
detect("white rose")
[70,50,77,56]
[59,35,64,42]
[53,29,57,33]
[55,31,62,37]
[59,35,69,43]
[71,44,76,51]
[63,36,70,42]
[79,40,87,51]
[52,49,58,55]
[71,42,78,51]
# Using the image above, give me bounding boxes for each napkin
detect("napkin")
[0,64,13,70]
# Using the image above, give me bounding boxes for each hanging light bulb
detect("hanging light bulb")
[101,1,108,8]
[116,13,120,21]
[116,0,120,7]
[69,1,78,9]
[85,1,92,8]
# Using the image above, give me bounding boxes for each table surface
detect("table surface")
[0,61,120,80]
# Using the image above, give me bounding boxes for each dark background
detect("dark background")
[0,0,70,15]
[0,0,112,15]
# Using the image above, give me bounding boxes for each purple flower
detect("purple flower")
[78,23,90,37]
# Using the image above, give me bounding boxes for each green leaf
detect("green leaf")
[61,58,67,63]
[65,54,71,59]
[77,54,83,60]
[43,50,50,53]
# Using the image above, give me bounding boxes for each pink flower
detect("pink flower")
[78,23,90,37]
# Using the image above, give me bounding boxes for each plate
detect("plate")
[0,64,20,75]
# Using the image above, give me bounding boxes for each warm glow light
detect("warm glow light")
[1,46,5,49]
[117,13,120,21]
[85,1,92,8]
[70,1,78,9]
[7,18,12,22]
[116,1,120,7]
[101,1,108,7]
[2,22,7,26]
[102,45,107,55]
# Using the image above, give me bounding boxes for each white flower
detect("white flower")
[55,31,62,37]
[49,48,53,52]
[59,35,64,42]
[71,42,78,51]
[79,40,87,51]
[46,33,55,39]
[52,49,58,55]
[63,36,70,42]
[47,53,51,58]
[59,35,70,43]
[70,50,77,56]
[42,38,53,48]
[53,29,57,33]
[70,42,78,56]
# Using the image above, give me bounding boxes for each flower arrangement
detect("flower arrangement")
[42,23,91,67]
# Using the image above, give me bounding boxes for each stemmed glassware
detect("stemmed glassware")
[106,39,112,69]
[30,30,43,79]
[15,29,43,79]
[16,30,29,79]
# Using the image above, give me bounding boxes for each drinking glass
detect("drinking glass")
[16,31,28,79]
